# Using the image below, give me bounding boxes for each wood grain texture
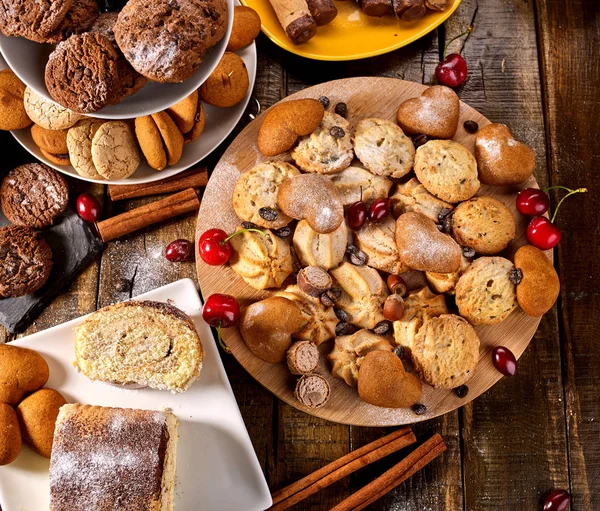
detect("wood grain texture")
[196,77,545,428]
[536,1,600,509]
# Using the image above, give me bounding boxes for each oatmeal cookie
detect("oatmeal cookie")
[329,166,392,207]
[0,163,68,228]
[455,256,517,325]
[414,140,480,203]
[352,118,415,178]
[291,111,353,174]
[0,226,53,298]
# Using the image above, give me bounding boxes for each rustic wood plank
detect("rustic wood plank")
[535,0,600,509]
[455,0,569,509]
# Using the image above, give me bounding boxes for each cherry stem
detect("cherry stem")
[221,228,267,245]
[216,322,231,354]
[443,26,473,59]
[549,187,588,223]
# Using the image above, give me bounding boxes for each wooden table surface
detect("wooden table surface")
[1,0,598,509]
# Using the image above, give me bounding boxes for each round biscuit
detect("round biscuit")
[91,121,140,180]
[0,69,31,130]
[67,120,104,179]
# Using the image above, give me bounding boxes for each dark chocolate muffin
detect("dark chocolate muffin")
[0,226,53,298]
[0,163,69,228]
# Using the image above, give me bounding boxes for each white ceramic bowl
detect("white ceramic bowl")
[0,0,233,120]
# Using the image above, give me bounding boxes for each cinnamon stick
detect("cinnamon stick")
[96,188,200,242]
[269,428,416,511]
[329,434,446,511]
[108,167,208,201]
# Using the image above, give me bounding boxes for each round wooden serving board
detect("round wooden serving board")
[196,77,547,427]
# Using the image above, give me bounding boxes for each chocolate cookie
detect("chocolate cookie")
[0,226,53,298]
[0,163,69,228]
[113,0,227,83]
[45,32,120,114]
[29,0,99,43]
[0,0,71,39]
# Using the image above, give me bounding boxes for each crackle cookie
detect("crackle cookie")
[455,256,517,325]
[412,314,480,389]
[91,121,140,180]
[352,118,415,179]
[390,177,453,223]
[0,226,53,298]
[451,196,516,255]
[45,32,120,113]
[329,166,392,207]
[67,119,104,179]
[24,87,82,130]
[233,162,301,229]
[0,0,72,40]
[0,69,31,131]
[291,111,353,174]
[414,140,480,203]
[1,163,69,228]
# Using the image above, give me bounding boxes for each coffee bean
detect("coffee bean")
[273,226,292,238]
[330,126,345,139]
[329,286,342,300]
[442,216,453,234]
[319,96,330,108]
[454,385,469,398]
[393,346,405,359]
[241,221,258,230]
[436,223,444,232]
[509,267,523,285]
[412,134,428,148]
[334,102,347,117]
[438,208,453,222]
[335,321,351,335]
[411,403,427,415]
[349,250,368,266]
[334,308,349,322]
[462,246,476,258]
[464,120,479,133]
[372,320,392,335]
[346,244,358,255]
[320,291,336,308]
[258,207,278,222]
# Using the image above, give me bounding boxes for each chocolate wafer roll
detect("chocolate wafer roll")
[393,0,426,21]
[359,0,393,17]
[306,0,338,25]
[268,0,317,44]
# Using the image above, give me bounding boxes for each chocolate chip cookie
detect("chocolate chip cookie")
[45,32,120,114]
[0,0,71,40]
[113,0,227,83]
[0,226,53,298]
[28,0,99,43]
[0,163,69,228]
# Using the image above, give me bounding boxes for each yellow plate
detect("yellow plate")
[240,0,461,61]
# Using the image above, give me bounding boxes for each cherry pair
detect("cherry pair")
[347,198,391,230]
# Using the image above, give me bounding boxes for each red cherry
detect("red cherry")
[198,229,232,266]
[436,53,468,88]
[368,198,390,222]
[76,193,101,223]
[543,489,570,511]
[516,188,550,216]
[202,294,240,353]
[165,239,192,262]
[347,201,367,230]
[492,346,517,376]
[527,217,562,250]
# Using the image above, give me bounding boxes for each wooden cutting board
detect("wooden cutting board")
[195,77,546,426]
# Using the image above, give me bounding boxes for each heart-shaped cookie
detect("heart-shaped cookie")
[240,297,305,363]
[474,123,535,185]
[395,211,461,273]
[258,99,324,156]
[514,245,560,316]
[0,345,49,406]
[358,351,422,408]
[396,85,459,139]
[277,173,344,233]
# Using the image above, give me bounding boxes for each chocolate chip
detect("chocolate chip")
[335,321,351,335]
[318,96,330,108]
[438,208,453,222]
[334,102,347,117]
[454,385,469,398]
[258,207,278,222]
[334,308,349,322]
[393,345,405,359]
[372,320,392,335]
[273,226,292,238]
[320,291,336,308]
[442,216,453,234]
[436,223,444,232]
[509,267,523,285]
[329,126,345,139]
[241,221,258,230]
[464,120,479,133]
[114,278,131,293]
[346,244,358,255]
[349,250,368,266]
[411,403,427,415]
[462,246,476,258]
[412,134,428,148]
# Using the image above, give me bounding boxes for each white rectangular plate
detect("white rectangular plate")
[0,279,272,511]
